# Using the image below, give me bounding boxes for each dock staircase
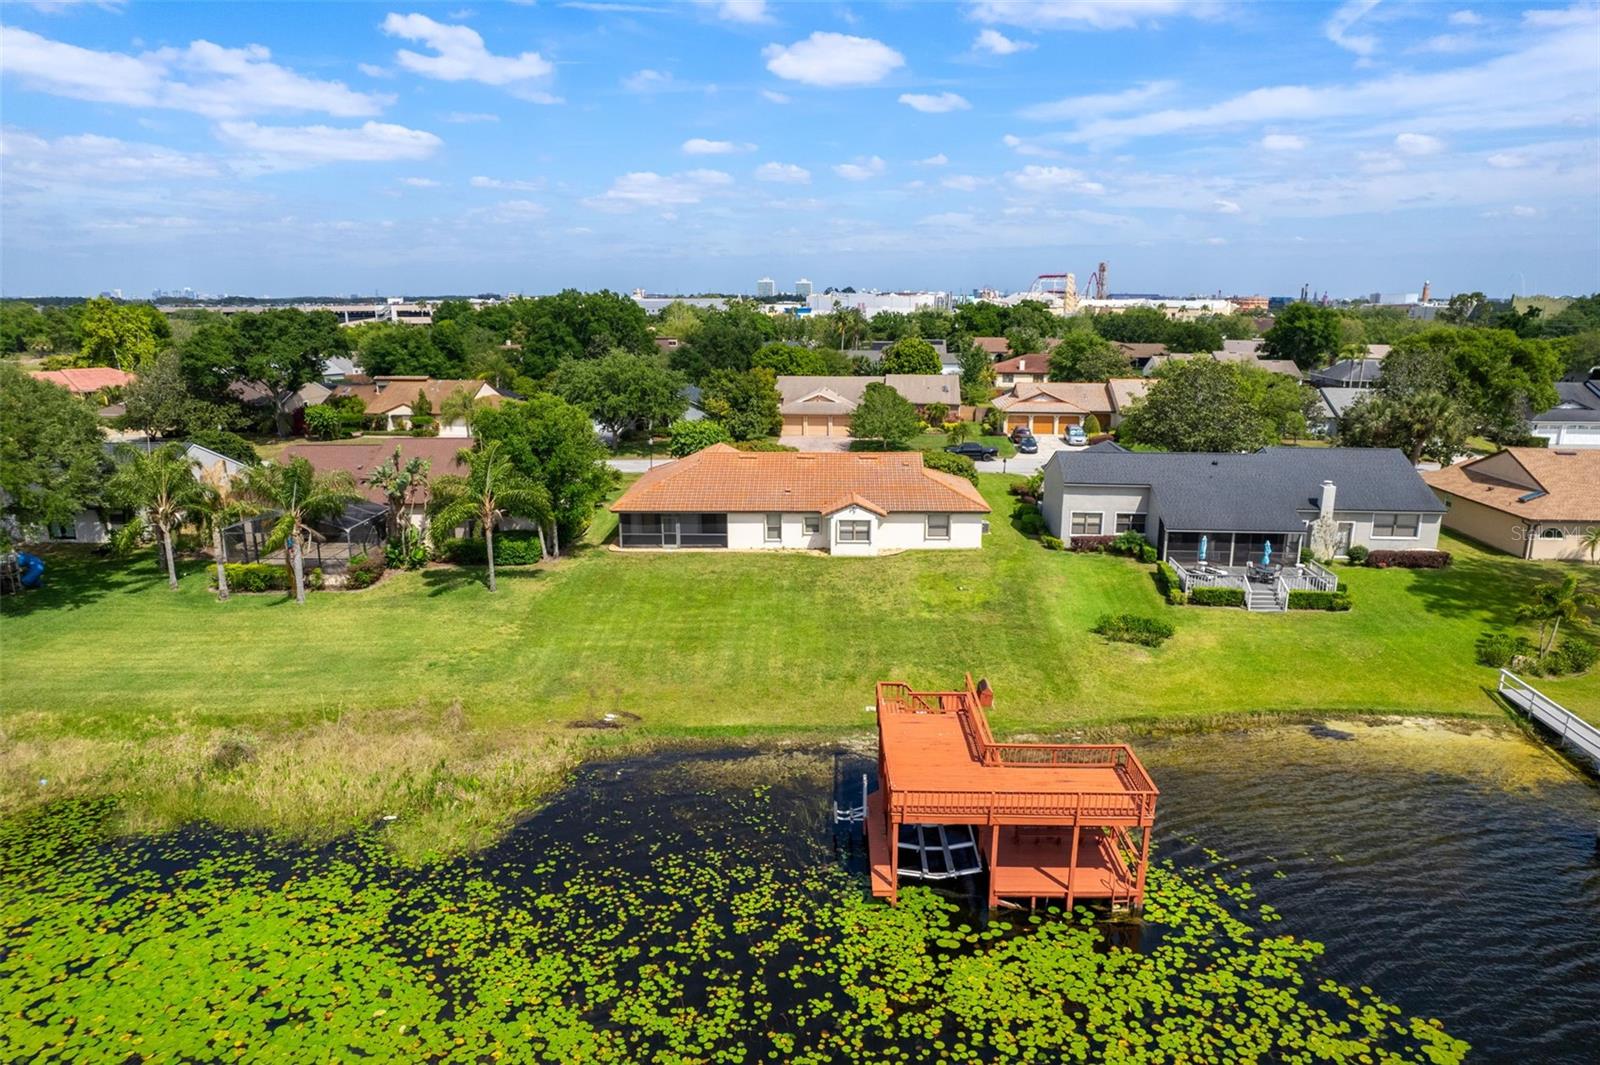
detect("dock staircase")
[1245,581,1285,612]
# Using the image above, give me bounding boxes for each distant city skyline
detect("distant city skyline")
[2,2,1597,298]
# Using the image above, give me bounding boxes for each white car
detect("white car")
[1065,426,1089,446]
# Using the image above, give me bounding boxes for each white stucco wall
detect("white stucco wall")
[1045,485,1152,539]
[1327,510,1443,552]
[727,512,829,550]
[722,508,982,554]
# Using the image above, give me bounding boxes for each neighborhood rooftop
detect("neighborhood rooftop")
[611,443,988,516]
[1425,446,1600,522]
[1048,442,1444,532]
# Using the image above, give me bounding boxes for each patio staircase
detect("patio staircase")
[1245,582,1284,612]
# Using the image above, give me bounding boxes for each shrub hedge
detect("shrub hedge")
[344,553,386,590]
[213,563,291,593]
[1476,630,1533,668]
[1155,562,1186,605]
[921,450,978,486]
[440,531,544,567]
[1069,535,1116,552]
[1345,545,1369,564]
[730,439,798,453]
[1041,535,1064,551]
[1366,549,1451,569]
[1092,613,1175,647]
[1287,589,1353,611]
[1189,586,1246,607]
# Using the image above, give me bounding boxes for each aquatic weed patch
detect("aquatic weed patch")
[1,777,1468,1063]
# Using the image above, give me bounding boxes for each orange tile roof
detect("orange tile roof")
[611,444,990,515]
[1425,447,1600,522]
[29,367,136,394]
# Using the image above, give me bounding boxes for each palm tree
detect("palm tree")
[243,457,360,604]
[108,443,206,590]
[194,465,260,601]
[1516,572,1600,661]
[1582,526,1600,565]
[438,388,484,435]
[428,440,552,592]
[365,445,431,557]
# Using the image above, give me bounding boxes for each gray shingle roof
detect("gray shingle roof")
[1049,443,1444,531]
[1308,358,1383,387]
[1532,381,1600,423]
[1318,386,1371,418]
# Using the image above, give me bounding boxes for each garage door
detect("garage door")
[1032,415,1055,434]
[781,415,805,435]
[1006,415,1030,432]
[829,417,850,437]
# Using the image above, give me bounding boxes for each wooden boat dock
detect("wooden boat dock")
[866,676,1159,911]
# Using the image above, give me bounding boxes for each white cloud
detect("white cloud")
[401,176,440,187]
[899,92,971,114]
[1411,32,1486,54]
[763,32,905,87]
[682,137,756,154]
[1009,164,1101,194]
[968,0,1225,31]
[471,175,543,190]
[760,89,791,104]
[1485,150,1529,168]
[1001,133,1062,158]
[919,153,949,166]
[1213,198,1241,214]
[622,68,677,93]
[0,129,220,184]
[1447,10,1482,25]
[358,63,393,78]
[381,12,559,100]
[490,199,548,220]
[973,28,1034,55]
[0,27,390,118]
[754,161,810,183]
[1510,204,1539,217]
[216,120,443,168]
[695,0,771,23]
[833,155,886,180]
[583,168,733,210]
[1260,133,1308,151]
[1325,0,1382,57]
[1395,131,1443,155]
[1205,236,1227,245]
[1522,4,1600,28]
[446,111,500,123]
[942,174,988,191]
[1020,80,1174,121]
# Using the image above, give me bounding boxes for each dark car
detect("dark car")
[1008,426,1033,443]
[1014,434,1039,454]
[944,441,999,461]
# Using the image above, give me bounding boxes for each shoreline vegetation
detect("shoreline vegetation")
[3,474,1596,859]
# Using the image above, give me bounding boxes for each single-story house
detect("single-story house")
[1042,442,1444,563]
[1105,378,1153,427]
[1528,380,1600,448]
[29,366,137,397]
[1220,339,1264,356]
[972,337,1016,358]
[228,378,334,435]
[776,374,959,436]
[282,437,476,536]
[1424,447,1599,560]
[1114,342,1170,371]
[610,443,990,555]
[991,381,1117,435]
[1145,351,1303,380]
[328,376,504,437]
[1307,358,1383,389]
[321,356,361,385]
[1311,386,1372,437]
[992,353,1051,388]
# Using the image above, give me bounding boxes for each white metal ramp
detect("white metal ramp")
[896,824,984,880]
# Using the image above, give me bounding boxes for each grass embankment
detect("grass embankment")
[3,474,1595,855]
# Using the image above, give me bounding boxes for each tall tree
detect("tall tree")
[879,336,942,375]
[508,289,655,376]
[670,304,776,380]
[554,351,687,439]
[108,443,206,590]
[956,342,996,404]
[119,351,235,439]
[243,457,359,604]
[365,445,431,556]
[750,342,851,376]
[1048,333,1131,382]
[849,382,921,448]
[194,465,260,601]
[1261,303,1343,370]
[1090,307,1171,344]
[428,441,553,592]
[234,309,348,434]
[471,393,613,553]
[1337,391,1468,465]
[1382,328,1560,443]
[701,367,781,441]
[0,363,109,537]
[80,297,159,372]
[1117,358,1274,452]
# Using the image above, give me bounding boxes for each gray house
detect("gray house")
[1042,443,1445,609]
[1529,379,1600,448]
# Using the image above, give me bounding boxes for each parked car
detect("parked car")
[1014,434,1039,454]
[945,441,999,461]
[1065,426,1088,446]
[1008,426,1033,443]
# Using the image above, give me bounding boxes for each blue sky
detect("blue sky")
[2,0,1597,299]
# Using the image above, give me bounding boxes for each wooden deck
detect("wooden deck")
[867,676,1158,910]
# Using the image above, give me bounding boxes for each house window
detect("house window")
[47,521,77,541]
[765,513,783,542]
[927,514,950,540]
[1373,513,1420,538]
[1115,512,1146,535]
[837,520,872,544]
[1540,527,1566,539]
[1070,512,1103,536]
[803,515,820,535]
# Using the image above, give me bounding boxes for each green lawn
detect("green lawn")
[909,432,1017,458]
[4,474,1595,851]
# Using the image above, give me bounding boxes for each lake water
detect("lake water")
[2,719,1596,1062]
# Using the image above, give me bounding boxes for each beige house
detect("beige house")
[611,444,990,555]
[992,353,1051,388]
[1425,448,1600,560]
[329,376,503,437]
[991,381,1124,435]
[776,375,958,437]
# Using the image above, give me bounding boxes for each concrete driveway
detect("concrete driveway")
[779,435,851,452]
[976,434,1077,475]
